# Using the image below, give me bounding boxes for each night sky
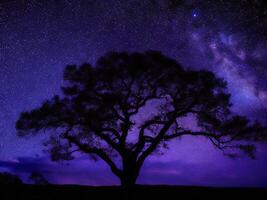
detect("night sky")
[1,0,267,186]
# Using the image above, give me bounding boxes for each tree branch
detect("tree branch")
[136,114,177,166]
[163,131,220,140]
[63,128,122,178]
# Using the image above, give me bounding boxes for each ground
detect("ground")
[1,184,267,200]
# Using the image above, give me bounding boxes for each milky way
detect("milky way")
[0,0,267,186]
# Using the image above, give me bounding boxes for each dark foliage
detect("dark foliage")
[16,51,267,190]
[0,172,22,185]
[29,172,49,185]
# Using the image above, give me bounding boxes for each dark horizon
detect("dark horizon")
[1,0,267,187]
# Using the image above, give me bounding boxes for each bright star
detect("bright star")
[192,10,198,18]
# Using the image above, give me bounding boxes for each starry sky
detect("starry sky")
[1,0,267,186]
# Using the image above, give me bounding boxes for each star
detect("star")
[192,10,198,18]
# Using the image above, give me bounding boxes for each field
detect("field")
[2,184,267,200]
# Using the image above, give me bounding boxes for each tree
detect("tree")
[16,51,266,192]
[29,172,49,185]
[0,172,22,185]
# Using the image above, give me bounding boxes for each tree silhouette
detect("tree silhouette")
[16,51,266,192]
[0,172,22,185]
[29,172,49,185]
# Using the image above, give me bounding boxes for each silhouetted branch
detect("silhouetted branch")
[62,126,122,177]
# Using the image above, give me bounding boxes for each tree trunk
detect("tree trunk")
[119,154,142,200]
[120,173,137,200]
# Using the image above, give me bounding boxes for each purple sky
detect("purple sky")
[0,0,267,186]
